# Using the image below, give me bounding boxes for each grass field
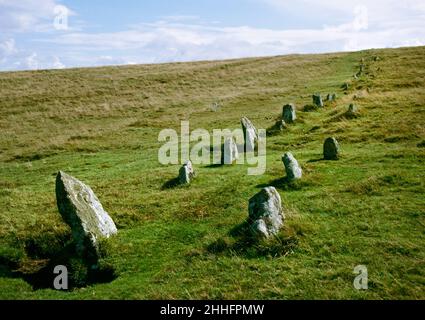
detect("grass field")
[0,46,424,299]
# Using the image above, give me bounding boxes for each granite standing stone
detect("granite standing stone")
[324,137,340,160]
[282,152,303,181]
[313,94,324,107]
[223,137,239,164]
[55,171,118,258]
[248,187,285,238]
[179,160,195,184]
[241,117,258,152]
[282,104,297,124]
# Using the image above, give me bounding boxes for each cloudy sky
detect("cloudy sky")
[0,0,424,71]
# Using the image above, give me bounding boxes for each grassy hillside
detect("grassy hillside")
[0,46,424,299]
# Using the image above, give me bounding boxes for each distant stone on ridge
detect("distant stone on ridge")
[327,93,337,102]
[282,104,297,124]
[324,137,340,160]
[179,160,195,184]
[346,104,359,118]
[241,117,258,152]
[282,152,302,181]
[248,187,285,238]
[55,171,117,258]
[312,94,324,107]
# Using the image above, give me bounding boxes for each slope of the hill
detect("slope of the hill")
[0,46,424,299]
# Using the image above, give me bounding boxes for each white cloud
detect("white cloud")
[39,4,423,68]
[25,52,39,70]
[0,0,73,32]
[0,1,424,71]
[51,56,65,69]
[0,38,17,56]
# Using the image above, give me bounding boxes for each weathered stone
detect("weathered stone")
[179,160,195,184]
[312,94,324,107]
[248,187,285,238]
[346,103,359,117]
[276,120,287,131]
[327,93,337,102]
[222,137,239,164]
[241,117,258,152]
[324,137,340,160]
[282,152,302,181]
[282,104,297,124]
[357,64,365,76]
[55,171,117,258]
[342,83,350,91]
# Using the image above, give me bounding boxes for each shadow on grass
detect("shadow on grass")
[207,221,298,259]
[0,235,117,290]
[256,177,308,191]
[205,163,224,169]
[307,158,325,163]
[161,177,181,190]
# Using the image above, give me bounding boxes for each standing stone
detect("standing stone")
[324,137,340,160]
[179,160,195,184]
[282,152,303,181]
[349,103,358,113]
[55,171,117,258]
[222,137,239,164]
[248,187,285,238]
[282,104,297,124]
[241,117,258,152]
[276,120,287,131]
[313,94,324,107]
[346,104,359,117]
[327,93,337,102]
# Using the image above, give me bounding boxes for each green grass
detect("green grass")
[0,46,424,299]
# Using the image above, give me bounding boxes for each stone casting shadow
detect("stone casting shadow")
[0,238,117,290]
[206,221,298,259]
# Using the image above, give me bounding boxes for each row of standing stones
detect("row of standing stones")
[54,92,348,262]
[176,94,341,239]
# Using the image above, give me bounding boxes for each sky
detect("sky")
[0,0,424,71]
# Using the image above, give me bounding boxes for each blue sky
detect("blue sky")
[0,0,424,71]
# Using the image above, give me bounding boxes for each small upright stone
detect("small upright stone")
[55,171,117,258]
[324,137,340,160]
[346,104,359,117]
[342,83,350,91]
[241,117,258,152]
[282,104,297,124]
[282,152,302,181]
[327,93,337,102]
[276,120,287,131]
[357,64,365,76]
[248,187,285,238]
[179,160,195,184]
[313,94,324,107]
[222,137,239,164]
